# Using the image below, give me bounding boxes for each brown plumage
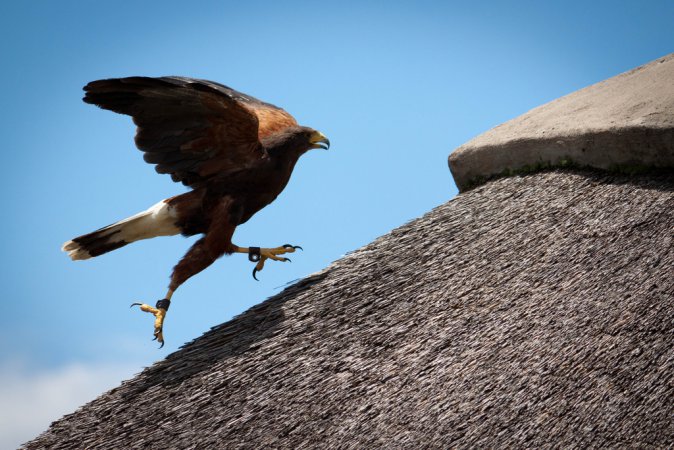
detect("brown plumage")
[62,76,330,345]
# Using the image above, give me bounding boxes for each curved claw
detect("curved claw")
[155,334,164,348]
[130,302,142,308]
[283,244,303,251]
[283,257,291,263]
[252,267,260,281]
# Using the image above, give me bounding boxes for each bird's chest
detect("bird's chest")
[210,160,295,224]
[241,173,291,220]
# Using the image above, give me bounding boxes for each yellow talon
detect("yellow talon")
[261,246,297,260]
[132,298,171,348]
[255,257,267,272]
[238,244,302,280]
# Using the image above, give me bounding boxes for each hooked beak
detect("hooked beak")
[309,131,330,150]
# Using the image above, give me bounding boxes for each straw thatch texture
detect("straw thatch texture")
[26,169,673,449]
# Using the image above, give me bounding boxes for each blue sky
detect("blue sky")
[1,0,672,446]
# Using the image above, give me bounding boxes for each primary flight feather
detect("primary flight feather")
[62,76,330,346]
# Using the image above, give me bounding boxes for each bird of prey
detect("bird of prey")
[62,77,330,347]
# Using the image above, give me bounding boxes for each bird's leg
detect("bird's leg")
[232,244,303,280]
[131,198,236,348]
[131,233,229,348]
[131,289,174,348]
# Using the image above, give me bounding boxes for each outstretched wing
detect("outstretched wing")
[83,76,296,186]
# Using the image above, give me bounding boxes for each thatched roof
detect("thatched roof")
[25,168,673,449]
[449,53,674,191]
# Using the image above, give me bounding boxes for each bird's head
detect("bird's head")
[264,126,330,157]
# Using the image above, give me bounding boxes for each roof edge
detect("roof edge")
[449,127,674,191]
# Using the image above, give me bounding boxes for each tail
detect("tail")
[62,200,180,261]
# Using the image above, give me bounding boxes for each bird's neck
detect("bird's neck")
[267,146,302,168]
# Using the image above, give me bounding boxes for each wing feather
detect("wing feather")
[166,78,299,140]
[83,76,282,186]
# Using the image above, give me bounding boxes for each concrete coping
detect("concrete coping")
[448,54,674,191]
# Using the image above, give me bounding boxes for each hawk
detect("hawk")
[62,77,330,347]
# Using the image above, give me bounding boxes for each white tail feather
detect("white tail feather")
[62,200,181,260]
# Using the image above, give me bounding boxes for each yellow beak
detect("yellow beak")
[309,131,330,150]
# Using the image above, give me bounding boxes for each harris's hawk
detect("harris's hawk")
[62,77,330,346]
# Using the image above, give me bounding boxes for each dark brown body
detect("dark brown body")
[165,134,309,291]
[171,149,300,236]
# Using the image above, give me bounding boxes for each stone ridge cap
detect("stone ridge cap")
[452,123,674,153]
[448,53,674,191]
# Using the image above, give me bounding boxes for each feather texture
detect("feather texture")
[83,76,289,186]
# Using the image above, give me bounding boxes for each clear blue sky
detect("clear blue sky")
[1,0,672,446]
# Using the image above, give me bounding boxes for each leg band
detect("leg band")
[156,299,171,311]
[248,247,261,262]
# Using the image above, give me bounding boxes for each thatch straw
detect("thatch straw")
[25,169,673,449]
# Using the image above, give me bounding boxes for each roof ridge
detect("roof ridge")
[449,53,674,191]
